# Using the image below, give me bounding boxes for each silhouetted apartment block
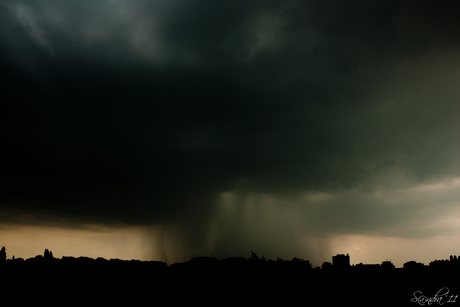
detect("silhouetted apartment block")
[332,253,350,268]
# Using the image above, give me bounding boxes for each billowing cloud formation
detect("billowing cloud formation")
[2,0,460,264]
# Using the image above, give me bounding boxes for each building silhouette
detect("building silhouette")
[332,253,350,268]
[381,260,395,269]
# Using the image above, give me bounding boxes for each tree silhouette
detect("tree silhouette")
[44,249,54,259]
[249,251,266,263]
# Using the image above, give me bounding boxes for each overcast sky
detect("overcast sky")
[2,0,460,266]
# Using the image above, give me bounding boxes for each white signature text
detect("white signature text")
[411,287,458,305]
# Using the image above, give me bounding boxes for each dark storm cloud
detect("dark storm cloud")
[0,0,269,222]
[2,0,460,260]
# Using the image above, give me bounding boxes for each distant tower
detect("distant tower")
[332,253,350,268]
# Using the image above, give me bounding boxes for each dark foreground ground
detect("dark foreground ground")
[1,255,459,306]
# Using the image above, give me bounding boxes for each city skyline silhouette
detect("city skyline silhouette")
[3,2,460,303]
[2,245,459,305]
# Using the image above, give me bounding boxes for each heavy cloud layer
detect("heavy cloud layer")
[2,0,460,262]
